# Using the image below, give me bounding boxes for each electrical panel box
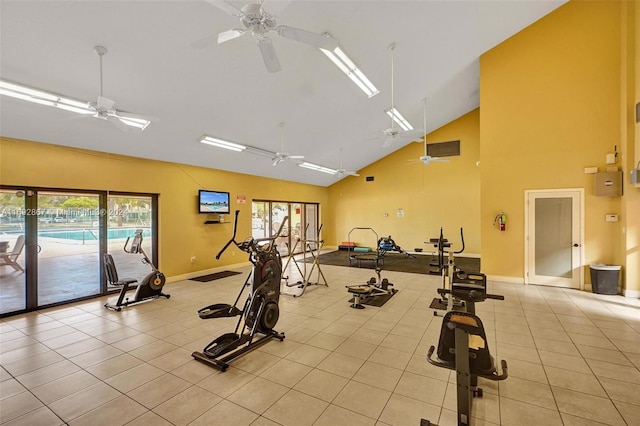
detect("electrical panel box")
[594,171,623,196]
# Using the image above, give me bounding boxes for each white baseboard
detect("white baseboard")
[167,261,251,284]
[623,288,640,298]
[486,275,525,284]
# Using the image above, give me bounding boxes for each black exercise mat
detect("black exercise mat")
[306,251,480,275]
[348,290,398,307]
[429,298,448,311]
[190,270,242,282]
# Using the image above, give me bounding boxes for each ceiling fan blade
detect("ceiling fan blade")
[432,158,450,163]
[218,28,245,44]
[288,155,304,159]
[190,33,220,49]
[272,157,284,166]
[204,0,243,17]
[257,37,281,73]
[105,115,132,132]
[97,96,116,111]
[408,129,426,142]
[276,25,337,51]
[383,136,394,148]
[116,110,156,122]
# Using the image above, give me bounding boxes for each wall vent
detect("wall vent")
[427,140,461,157]
[365,176,375,182]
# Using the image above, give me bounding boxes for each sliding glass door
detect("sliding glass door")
[0,189,27,314]
[0,186,157,316]
[106,194,156,281]
[251,200,320,257]
[37,191,102,305]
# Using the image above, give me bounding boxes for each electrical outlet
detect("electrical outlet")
[190,256,196,263]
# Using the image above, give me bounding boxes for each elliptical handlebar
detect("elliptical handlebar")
[256,215,289,243]
[123,237,133,254]
[454,227,465,254]
[216,211,290,260]
[216,210,241,260]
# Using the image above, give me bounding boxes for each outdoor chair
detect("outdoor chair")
[0,235,25,272]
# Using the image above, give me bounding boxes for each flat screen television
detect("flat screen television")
[198,190,230,214]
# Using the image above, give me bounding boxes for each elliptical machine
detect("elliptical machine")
[104,229,169,311]
[192,210,286,371]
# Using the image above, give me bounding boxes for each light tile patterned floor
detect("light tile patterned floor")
[1,261,639,425]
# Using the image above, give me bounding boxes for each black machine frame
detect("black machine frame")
[104,229,169,311]
[192,210,286,371]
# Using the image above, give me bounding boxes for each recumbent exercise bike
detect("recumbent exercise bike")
[192,210,286,371]
[104,229,169,311]
[423,265,508,425]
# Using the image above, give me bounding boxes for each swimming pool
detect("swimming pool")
[38,228,151,241]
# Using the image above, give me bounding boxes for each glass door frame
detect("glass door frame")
[252,199,320,257]
[524,188,584,289]
[0,185,158,316]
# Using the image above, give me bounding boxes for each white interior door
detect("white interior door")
[525,189,583,289]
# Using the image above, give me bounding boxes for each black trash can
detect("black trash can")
[589,264,620,295]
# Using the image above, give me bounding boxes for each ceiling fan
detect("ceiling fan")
[86,46,152,131]
[372,43,423,148]
[415,98,448,166]
[272,122,304,166]
[193,0,338,73]
[335,147,359,176]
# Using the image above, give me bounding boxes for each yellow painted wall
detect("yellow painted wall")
[480,1,633,284]
[0,137,329,278]
[622,0,639,294]
[326,109,481,254]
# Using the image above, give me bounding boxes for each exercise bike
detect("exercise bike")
[429,227,468,314]
[192,210,286,371]
[422,287,508,425]
[104,229,169,311]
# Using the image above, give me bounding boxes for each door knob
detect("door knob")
[572,243,579,247]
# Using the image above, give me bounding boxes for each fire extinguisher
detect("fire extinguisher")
[494,212,506,231]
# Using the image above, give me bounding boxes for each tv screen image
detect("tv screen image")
[199,190,230,214]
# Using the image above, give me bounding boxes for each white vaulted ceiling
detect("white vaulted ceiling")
[0,0,566,186]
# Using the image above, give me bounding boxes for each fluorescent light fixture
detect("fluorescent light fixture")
[299,162,337,175]
[199,135,247,152]
[0,79,151,130]
[320,41,379,98]
[385,107,413,131]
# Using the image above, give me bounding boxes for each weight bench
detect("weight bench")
[346,286,371,309]
[346,269,396,309]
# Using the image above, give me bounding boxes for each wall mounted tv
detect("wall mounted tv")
[198,190,230,214]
